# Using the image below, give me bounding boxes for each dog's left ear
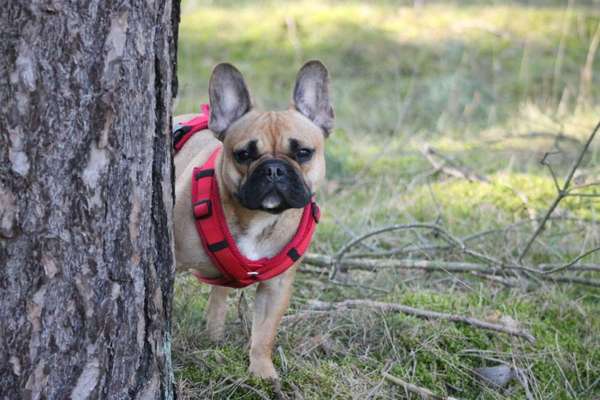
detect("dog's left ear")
[292,60,334,137]
[209,63,252,140]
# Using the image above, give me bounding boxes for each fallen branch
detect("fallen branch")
[329,222,549,283]
[305,253,600,287]
[328,222,532,281]
[382,371,460,400]
[308,299,536,343]
[308,253,497,273]
[330,223,446,280]
[421,144,488,182]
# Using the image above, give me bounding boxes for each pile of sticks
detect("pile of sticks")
[294,120,600,346]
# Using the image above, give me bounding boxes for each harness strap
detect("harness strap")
[176,103,320,288]
[173,104,211,152]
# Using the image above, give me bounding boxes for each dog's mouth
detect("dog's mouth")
[259,186,310,214]
[236,160,312,214]
[261,192,283,210]
[237,185,310,214]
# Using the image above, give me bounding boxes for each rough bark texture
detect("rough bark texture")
[0,1,180,399]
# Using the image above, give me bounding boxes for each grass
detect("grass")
[173,1,600,398]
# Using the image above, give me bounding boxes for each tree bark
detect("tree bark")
[0,1,180,399]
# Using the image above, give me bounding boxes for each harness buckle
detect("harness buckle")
[193,199,212,220]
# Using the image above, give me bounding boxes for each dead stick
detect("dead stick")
[308,253,495,273]
[308,299,536,343]
[308,253,600,274]
[382,372,460,400]
[421,144,488,182]
[304,254,600,287]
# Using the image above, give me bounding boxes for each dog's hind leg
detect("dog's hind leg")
[249,266,297,380]
[205,285,231,342]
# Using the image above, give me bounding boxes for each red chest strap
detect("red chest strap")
[191,148,320,288]
[177,107,320,288]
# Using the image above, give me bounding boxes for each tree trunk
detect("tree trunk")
[0,1,180,399]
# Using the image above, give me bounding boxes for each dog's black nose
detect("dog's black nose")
[260,160,287,182]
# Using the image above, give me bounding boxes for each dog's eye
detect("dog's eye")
[295,148,314,163]
[234,149,251,163]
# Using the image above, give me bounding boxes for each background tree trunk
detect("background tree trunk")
[0,1,180,399]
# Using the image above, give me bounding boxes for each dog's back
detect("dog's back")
[172,114,221,276]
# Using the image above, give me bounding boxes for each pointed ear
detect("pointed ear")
[292,60,334,136]
[208,63,252,140]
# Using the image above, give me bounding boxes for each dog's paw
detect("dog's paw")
[248,359,279,380]
[270,378,285,400]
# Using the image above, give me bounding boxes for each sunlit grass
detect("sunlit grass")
[177,0,600,135]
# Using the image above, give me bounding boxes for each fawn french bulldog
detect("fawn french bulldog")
[173,60,333,379]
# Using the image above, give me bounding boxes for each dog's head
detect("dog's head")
[208,61,334,214]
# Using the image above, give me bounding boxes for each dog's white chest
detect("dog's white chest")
[236,214,279,261]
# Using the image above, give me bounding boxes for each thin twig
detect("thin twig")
[308,299,536,343]
[541,150,564,193]
[540,263,600,273]
[543,246,600,274]
[519,119,600,262]
[571,180,600,190]
[333,216,380,252]
[540,275,600,288]
[331,222,444,280]
[566,192,600,198]
[382,371,460,400]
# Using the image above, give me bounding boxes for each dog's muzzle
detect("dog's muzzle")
[237,159,311,213]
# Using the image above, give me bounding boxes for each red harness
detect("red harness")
[173,104,320,288]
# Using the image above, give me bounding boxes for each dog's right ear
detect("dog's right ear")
[208,63,252,140]
[292,60,334,137]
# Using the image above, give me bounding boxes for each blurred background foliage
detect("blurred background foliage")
[173,1,600,399]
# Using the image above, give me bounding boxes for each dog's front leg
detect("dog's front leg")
[249,266,297,380]
[205,285,231,342]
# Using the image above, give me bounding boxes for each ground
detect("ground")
[173,1,600,398]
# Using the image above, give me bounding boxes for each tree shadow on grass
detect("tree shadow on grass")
[177,9,599,137]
